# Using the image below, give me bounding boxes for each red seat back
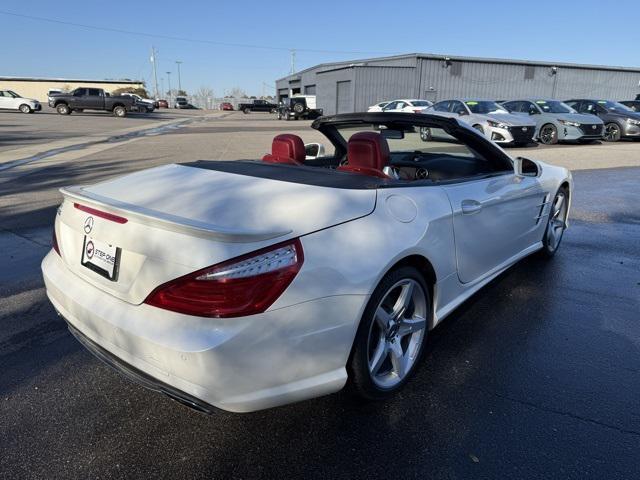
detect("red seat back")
[262,134,305,165]
[337,131,390,178]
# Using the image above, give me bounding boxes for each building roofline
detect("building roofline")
[276,53,416,81]
[276,52,640,82]
[0,76,144,84]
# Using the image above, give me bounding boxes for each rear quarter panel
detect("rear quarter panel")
[271,184,456,327]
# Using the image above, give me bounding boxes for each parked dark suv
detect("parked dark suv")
[565,99,640,141]
[277,96,323,121]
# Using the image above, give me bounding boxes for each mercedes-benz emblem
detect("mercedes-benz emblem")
[592,125,597,130]
[84,216,94,234]
[522,127,528,132]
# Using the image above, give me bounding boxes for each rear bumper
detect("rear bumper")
[42,251,362,412]
[65,318,218,413]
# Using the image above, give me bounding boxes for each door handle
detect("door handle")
[461,199,482,215]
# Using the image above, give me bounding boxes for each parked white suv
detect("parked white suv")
[0,90,41,113]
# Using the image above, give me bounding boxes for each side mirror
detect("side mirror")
[304,143,325,159]
[514,157,539,177]
[529,110,539,115]
[457,110,467,116]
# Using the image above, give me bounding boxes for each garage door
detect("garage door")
[336,81,352,114]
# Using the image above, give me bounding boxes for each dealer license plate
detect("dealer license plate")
[81,236,120,281]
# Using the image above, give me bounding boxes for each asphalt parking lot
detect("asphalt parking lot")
[0,106,204,154]
[1,112,639,479]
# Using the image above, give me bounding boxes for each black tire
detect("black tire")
[243,107,251,114]
[56,103,71,115]
[473,124,485,135]
[538,123,558,145]
[539,186,569,258]
[113,105,126,117]
[19,104,31,114]
[293,103,305,114]
[604,122,622,142]
[348,266,431,401]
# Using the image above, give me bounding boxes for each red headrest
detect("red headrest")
[337,132,390,178]
[262,134,305,165]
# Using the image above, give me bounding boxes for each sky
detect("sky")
[1,0,639,97]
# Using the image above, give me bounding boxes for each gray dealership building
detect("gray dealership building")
[276,53,640,115]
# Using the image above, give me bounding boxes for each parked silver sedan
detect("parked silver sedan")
[427,99,536,145]
[502,99,604,145]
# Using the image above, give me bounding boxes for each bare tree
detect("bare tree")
[193,86,215,109]
[228,87,248,99]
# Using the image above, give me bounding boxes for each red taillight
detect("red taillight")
[144,238,304,318]
[52,227,61,256]
[74,203,128,224]
[413,109,422,113]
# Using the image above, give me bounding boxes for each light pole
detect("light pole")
[166,71,172,107]
[150,46,159,99]
[175,61,183,93]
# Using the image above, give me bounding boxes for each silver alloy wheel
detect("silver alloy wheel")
[419,127,432,142]
[604,123,621,142]
[19,104,31,114]
[367,279,427,389]
[546,191,568,252]
[540,124,557,144]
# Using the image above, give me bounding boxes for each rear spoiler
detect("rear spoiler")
[60,186,292,243]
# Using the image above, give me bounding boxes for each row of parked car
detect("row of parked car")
[0,88,196,117]
[368,95,640,144]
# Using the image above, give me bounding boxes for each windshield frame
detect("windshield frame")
[599,100,634,113]
[464,100,509,114]
[312,112,514,173]
[534,100,576,114]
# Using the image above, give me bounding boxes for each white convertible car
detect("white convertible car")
[42,112,572,413]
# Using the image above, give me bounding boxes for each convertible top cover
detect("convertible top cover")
[183,160,386,189]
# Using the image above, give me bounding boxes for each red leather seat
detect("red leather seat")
[262,134,305,165]
[337,132,390,178]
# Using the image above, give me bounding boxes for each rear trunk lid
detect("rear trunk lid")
[55,164,376,304]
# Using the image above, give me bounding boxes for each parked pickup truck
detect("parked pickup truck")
[48,88,136,117]
[237,99,278,114]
